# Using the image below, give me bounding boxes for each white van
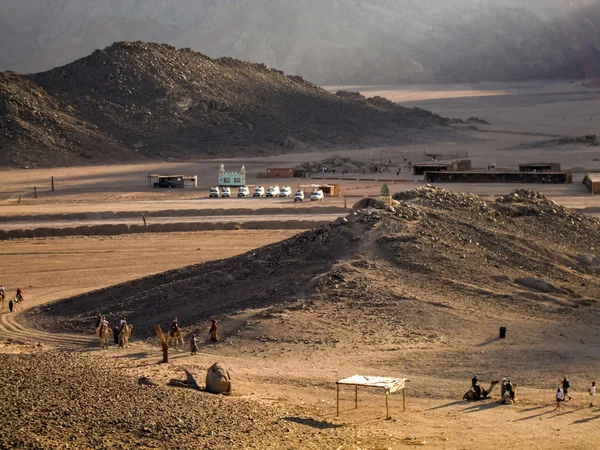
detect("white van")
[293,190,304,202]
[266,186,280,197]
[209,187,219,198]
[279,186,292,198]
[221,187,231,198]
[310,190,324,201]
[238,186,250,197]
[253,186,265,197]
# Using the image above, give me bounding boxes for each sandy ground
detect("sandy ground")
[2,80,600,449]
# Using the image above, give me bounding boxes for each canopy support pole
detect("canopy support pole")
[355,385,358,409]
[403,389,406,412]
[336,383,340,417]
[385,391,389,419]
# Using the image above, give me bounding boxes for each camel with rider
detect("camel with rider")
[97,323,112,350]
[118,324,133,348]
[167,326,185,351]
[463,380,499,401]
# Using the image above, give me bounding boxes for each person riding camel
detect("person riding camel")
[472,375,482,398]
[95,313,103,331]
[119,316,127,334]
[98,318,109,337]
[0,285,5,300]
[169,318,179,337]
[16,288,23,302]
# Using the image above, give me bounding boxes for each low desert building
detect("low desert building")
[583,174,600,194]
[425,171,572,184]
[518,163,561,172]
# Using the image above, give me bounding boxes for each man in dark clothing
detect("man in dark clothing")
[563,376,572,401]
[8,299,13,313]
[169,318,179,337]
[113,326,120,345]
[472,375,482,397]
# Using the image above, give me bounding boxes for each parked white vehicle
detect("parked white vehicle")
[293,190,305,202]
[266,186,280,197]
[209,187,219,198]
[221,187,231,198]
[253,186,265,197]
[278,186,292,197]
[237,186,250,197]
[310,189,324,201]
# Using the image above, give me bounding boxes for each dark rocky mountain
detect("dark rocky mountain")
[0,42,448,168]
[1,1,599,84]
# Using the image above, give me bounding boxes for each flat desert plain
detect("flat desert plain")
[1,81,600,450]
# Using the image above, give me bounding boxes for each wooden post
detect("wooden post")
[355,385,358,409]
[336,383,340,417]
[18,194,21,204]
[385,391,389,419]
[51,176,54,192]
[344,196,347,209]
[154,324,169,363]
[403,388,406,412]
[34,186,37,199]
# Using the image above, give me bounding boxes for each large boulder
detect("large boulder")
[515,277,557,293]
[206,362,231,395]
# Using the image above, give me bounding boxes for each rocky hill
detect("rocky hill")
[0,42,448,168]
[28,188,600,346]
[1,1,599,84]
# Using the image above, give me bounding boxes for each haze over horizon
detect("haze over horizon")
[1,0,600,84]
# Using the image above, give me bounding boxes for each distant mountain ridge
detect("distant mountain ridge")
[1,0,599,84]
[0,42,448,167]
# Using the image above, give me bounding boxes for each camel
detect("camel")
[0,292,4,310]
[97,324,112,350]
[167,327,185,351]
[463,380,499,401]
[118,324,133,348]
[500,383,518,404]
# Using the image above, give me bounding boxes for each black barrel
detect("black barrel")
[499,327,507,339]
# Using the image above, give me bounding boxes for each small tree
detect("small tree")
[380,183,390,197]
[380,183,392,207]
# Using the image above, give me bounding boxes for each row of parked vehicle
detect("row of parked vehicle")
[209,186,324,201]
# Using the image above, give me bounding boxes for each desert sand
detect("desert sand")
[2,81,600,449]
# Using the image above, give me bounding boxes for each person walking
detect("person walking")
[555,386,564,410]
[113,326,120,345]
[190,333,199,355]
[209,320,218,342]
[8,299,13,313]
[589,382,596,407]
[562,376,572,401]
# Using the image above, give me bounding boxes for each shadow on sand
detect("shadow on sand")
[283,417,343,429]
[426,400,465,411]
[462,401,503,413]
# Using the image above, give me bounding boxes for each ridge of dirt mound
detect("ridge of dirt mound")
[1,41,450,167]
[28,188,600,346]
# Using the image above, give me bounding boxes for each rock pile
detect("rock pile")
[0,351,352,449]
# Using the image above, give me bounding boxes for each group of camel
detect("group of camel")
[97,322,185,350]
[463,380,518,405]
[97,323,133,350]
